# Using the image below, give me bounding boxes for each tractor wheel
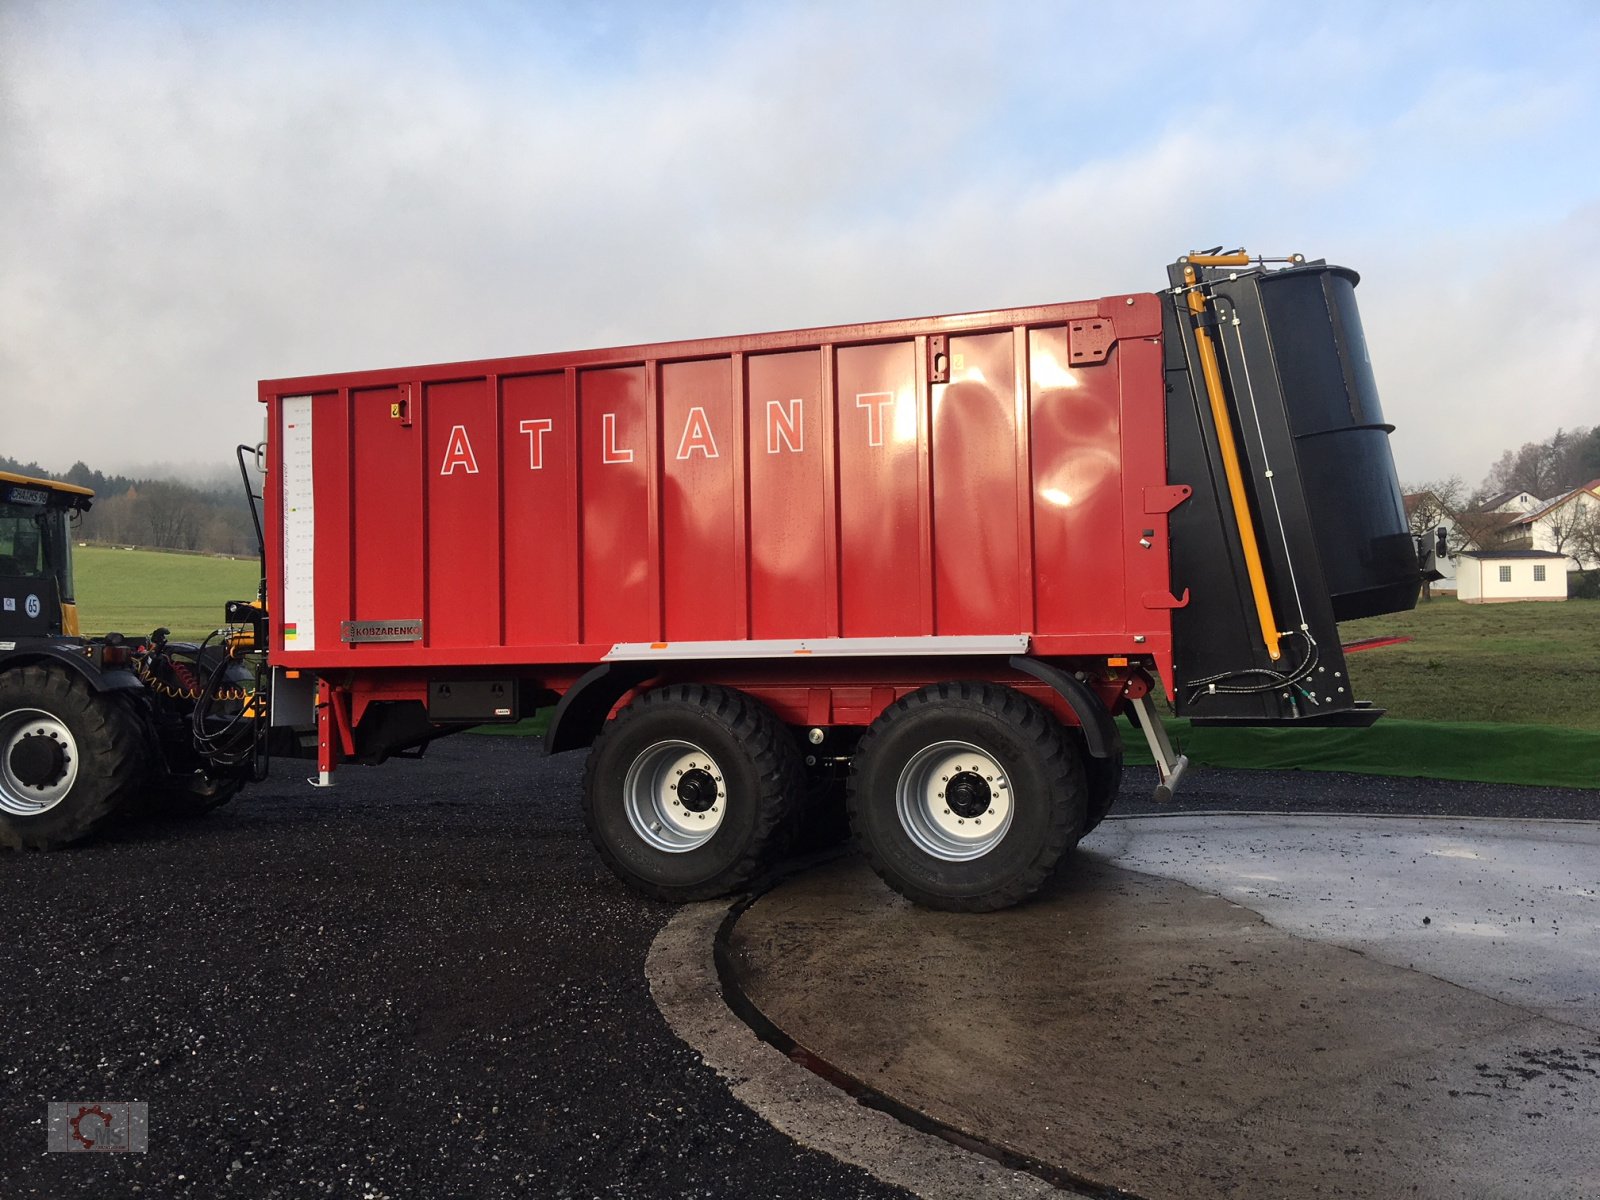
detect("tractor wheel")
[583,684,803,902]
[847,682,1086,912]
[0,665,149,850]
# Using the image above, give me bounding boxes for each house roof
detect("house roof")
[1472,490,1539,513]
[1507,478,1600,526]
[1460,549,1571,560]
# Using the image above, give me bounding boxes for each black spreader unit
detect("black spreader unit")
[1163,260,1420,726]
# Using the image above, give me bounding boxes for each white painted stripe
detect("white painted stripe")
[605,635,1029,660]
[280,396,317,652]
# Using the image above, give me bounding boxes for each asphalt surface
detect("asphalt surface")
[2,737,1593,1198]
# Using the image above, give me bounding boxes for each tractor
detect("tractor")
[0,470,260,848]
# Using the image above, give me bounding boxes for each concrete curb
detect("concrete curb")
[646,897,1071,1200]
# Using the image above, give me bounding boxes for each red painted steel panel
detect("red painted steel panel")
[579,366,651,644]
[660,358,739,641]
[502,372,579,646]
[1112,336,1177,680]
[425,378,501,648]
[933,331,1021,634]
[835,342,921,637]
[746,350,828,638]
[1029,326,1127,636]
[351,385,423,632]
[261,290,1175,676]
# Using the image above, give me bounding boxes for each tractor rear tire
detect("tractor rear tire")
[583,684,803,902]
[847,682,1086,912]
[0,665,149,850]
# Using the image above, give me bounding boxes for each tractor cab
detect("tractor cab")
[0,471,93,640]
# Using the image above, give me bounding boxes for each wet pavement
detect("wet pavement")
[724,815,1600,1199]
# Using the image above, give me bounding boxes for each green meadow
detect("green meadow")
[73,545,259,642]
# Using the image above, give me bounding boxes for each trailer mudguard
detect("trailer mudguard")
[544,661,656,755]
[1007,656,1122,759]
[0,644,145,693]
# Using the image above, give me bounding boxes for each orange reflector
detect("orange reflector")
[651,642,669,649]
[1107,656,1129,667]
[284,669,301,678]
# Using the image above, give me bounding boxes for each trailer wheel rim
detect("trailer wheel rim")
[895,740,1013,862]
[0,707,80,818]
[623,739,728,853]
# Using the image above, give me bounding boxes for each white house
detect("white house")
[1500,478,1600,571]
[1477,489,1546,515]
[1456,550,1569,603]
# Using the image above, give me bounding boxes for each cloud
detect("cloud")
[1,0,1596,489]
[1362,202,1600,489]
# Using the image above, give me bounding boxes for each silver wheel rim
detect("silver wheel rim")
[895,739,1013,862]
[0,707,80,818]
[623,739,727,853]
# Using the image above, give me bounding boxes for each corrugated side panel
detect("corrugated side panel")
[502,372,577,646]
[746,351,829,639]
[266,294,1171,668]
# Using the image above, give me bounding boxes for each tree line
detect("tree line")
[1,456,261,558]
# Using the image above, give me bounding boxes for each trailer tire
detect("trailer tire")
[583,684,803,902]
[847,682,1086,912]
[0,664,149,850]
[1081,745,1124,835]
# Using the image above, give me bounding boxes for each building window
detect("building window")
[1534,564,1547,582]
[1499,565,1512,583]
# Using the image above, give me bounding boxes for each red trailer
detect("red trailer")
[0,250,1425,910]
[239,250,1423,910]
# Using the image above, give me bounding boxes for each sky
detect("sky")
[2,0,1597,489]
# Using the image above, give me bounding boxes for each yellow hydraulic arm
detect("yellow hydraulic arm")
[1181,254,1281,661]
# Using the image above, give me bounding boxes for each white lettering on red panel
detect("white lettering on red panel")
[601,413,635,464]
[856,392,895,448]
[766,399,803,454]
[519,418,554,469]
[439,425,480,475]
[439,390,912,478]
[675,406,720,460]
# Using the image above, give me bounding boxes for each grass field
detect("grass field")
[74,545,259,642]
[1339,595,1600,730]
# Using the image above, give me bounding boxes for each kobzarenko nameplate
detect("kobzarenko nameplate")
[340,619,423,644]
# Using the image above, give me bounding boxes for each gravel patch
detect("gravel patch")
[0,737,909,1199]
